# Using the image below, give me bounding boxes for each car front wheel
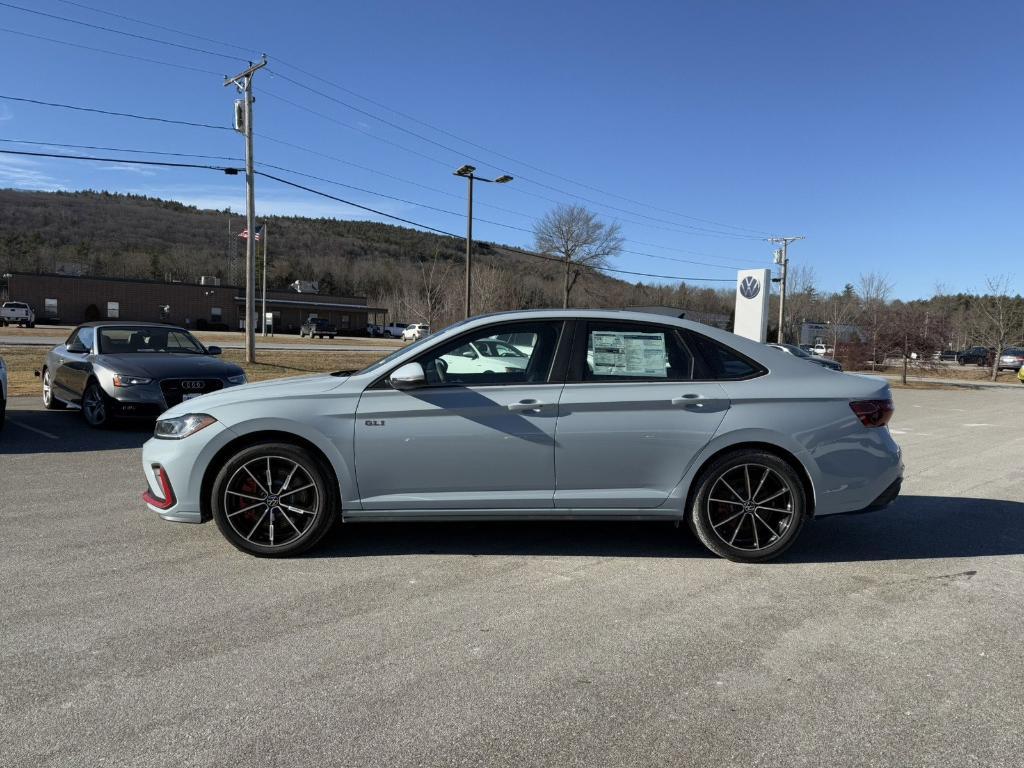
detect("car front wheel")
[211,443,337,557]
[81,381,111,428]
[688,450,807,563]
[42,368,66,410]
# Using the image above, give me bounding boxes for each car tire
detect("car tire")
[81,381,111,428]
[688,450,807,563]
[211,442,338,557]
[41,368,66,410]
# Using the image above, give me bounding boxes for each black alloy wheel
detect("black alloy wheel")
[689,450,807,562]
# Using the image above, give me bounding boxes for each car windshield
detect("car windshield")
[350,318,471,377]
[97,326,206,354]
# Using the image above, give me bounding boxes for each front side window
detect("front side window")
[415,321,562,387]
[582,322,694,382]
[70,327,95,352]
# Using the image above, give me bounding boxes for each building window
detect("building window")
[339,314,350,329]
[211,307,222,321]
[106,301,120,319]
[44,298,58,317]
[159,305,170,321]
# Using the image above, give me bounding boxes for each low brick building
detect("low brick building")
[5,273,386,333]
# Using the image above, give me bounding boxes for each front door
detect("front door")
[353,320,569,512]
[554,320,731,509]
[53,327,95,402]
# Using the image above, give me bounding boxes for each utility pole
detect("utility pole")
[261,222,268,337]
[453,164,513,318]
[767,236,804,343]
[225,56,267,363]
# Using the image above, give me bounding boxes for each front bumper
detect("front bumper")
[141,419,237,523]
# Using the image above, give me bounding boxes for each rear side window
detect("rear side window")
[581,322,694,381]
[687,332,765,380]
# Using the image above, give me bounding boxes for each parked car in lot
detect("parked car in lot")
[299,317,337,339]
[1,301,35,327]
[937,349,959,362]
[996,347,1024,372]
[767,343,842,371]
[141,309,903,562]
[956,346,994,366]
[42,322,246,428]
[366,323,384,337]
[401,323,430,341]
[382,322,408,338]
[0,354,7,430]
[441,338,531,374]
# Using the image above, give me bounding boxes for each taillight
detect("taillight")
[850,399,894,428]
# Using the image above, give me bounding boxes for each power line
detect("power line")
[0,138,238,162]
[0,25,222,75]
[0,148,239,172]
[255,170,734,282]
[35,0,771,237]
[0,1,246,64]
[0,145,736,283]
[51,0,259,57]
[0,94,231,131]
[269,57,772,237]
[264,71,763,241]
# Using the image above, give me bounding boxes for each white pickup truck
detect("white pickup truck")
[0,301,35,327]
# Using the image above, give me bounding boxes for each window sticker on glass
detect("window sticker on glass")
[591,331,668,377]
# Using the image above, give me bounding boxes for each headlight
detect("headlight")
[112,374,152,387]
[227,374,247,385]
[154,413,217,440]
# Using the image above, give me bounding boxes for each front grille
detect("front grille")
[160,378,224,407]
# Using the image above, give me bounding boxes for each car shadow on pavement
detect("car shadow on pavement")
[0,408,152,454]
[314,520,703,559]
[786,495,1024,562]
[310,495,1024,562]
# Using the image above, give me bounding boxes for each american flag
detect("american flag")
[238,224,264,241]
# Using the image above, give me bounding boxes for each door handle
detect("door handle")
[508,400,545,412]
[672,394,705,407]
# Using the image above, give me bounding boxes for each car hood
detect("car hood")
[159,373,346,419]
[97,353,244,379]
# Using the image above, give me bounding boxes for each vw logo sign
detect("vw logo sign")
[181,380,205,390]
[739,276,761,300]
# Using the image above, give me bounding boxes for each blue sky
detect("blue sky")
[0,0,1020,299]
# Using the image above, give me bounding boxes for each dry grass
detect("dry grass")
[859,364,1020,384]
[0,324,405,349]
[0,345,389,397]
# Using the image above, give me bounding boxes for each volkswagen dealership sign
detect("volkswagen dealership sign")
[734,268,771,342]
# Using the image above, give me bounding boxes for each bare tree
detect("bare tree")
[396,250,456,330]
[972,274,1021,381]
[780,264,819,343]
[533,204,623,308]
[858,272,893,367]
[822,285,860,355]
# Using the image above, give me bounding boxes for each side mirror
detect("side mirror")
[207,346,222,355]
[67,342,88,354]
[388,362,425,390]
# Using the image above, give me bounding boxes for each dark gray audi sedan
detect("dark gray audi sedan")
[41,322,246,427]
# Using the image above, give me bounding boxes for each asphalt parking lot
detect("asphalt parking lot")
[1,387,1022,767]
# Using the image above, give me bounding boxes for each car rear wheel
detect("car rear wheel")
[81,381,111,428]
[41,368,66,410]
[688,450,807,563]
[211,443,337,557]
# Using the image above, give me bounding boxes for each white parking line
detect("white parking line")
[8,419,59,439]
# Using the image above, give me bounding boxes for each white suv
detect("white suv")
[402,323,430,341]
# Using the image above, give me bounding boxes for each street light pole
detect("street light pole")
[454,165,512,319]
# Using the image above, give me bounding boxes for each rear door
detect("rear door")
[554,320,731,509]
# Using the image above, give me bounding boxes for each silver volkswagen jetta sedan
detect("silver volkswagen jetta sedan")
[141,309,903,562]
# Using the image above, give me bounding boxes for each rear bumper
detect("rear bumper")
[829,477,902,517]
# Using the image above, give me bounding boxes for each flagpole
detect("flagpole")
[261,223,268,337]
